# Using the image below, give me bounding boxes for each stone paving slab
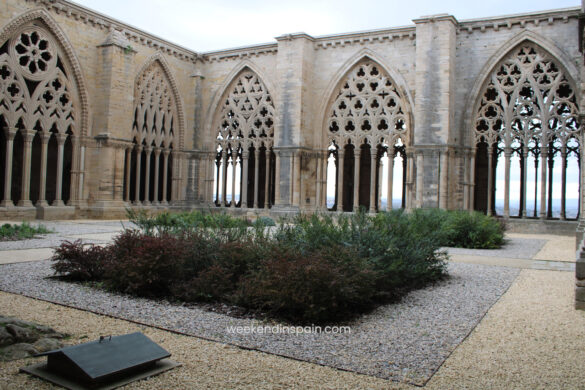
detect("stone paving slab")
[449,254,575,272]
[0,248,54,264]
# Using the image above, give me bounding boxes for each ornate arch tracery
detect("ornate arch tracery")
[473,42,580,219]
[325,59,410,212]
[213,68,275,208]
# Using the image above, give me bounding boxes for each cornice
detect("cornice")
[457,7,581,34]
[313,26,416,50]
[201,42,278,63]
[26,0,200,63]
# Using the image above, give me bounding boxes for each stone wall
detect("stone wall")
[0,0,582,222]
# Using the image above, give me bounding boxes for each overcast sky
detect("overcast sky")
[72,0,579,52]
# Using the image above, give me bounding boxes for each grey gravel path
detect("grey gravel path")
[0,260,519,385]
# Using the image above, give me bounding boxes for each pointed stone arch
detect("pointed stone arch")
[127,53,184,205]
[0,8,88,209]
[321,52,412,213]
[468,33,581,220]
[210,64,276,209]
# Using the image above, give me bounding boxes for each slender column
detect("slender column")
[264,151,271,208]
[143,147,152,205]
[133,145,143,204]
[231,153,237,207]
[533,155,539,217]
[68,135,79,205]
[274,151,281,205]
[53,133,68,207]
[17,130,36,207]
[153,148,161,204]
[36,132,51,207]
[241,150,249,208]
[487,146,494,216]
[521,146,529,218]
[1,129,17,207]
[293,151,301,207]
[469,151,476,212]
[539,146,548,219]
[561,146,567,220]
[369,150,377,213]
[316,152,322,209]
[503,147,511,218]
[253,149,260,208]
[221,151,228,206]
[387,149,395,211]
[463,151,469,211]
[214,157,221,205]
[124,147,132,202]
[337,150,344,212]
[161,149,170,205]
[353,148,361,211]
[439,150,449,209]
[547,149,554,218]
[377,156,383,211]
[416,152,424,209]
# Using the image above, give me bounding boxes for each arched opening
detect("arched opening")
[212,68,275,209]
[324,59,410,212]
[472,43,580,220]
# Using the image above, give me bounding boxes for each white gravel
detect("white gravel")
[0,260,518,385]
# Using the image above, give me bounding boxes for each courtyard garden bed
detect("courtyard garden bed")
[50,209,504,324]
[0,223,52,242]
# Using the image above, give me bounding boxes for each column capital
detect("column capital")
[135,144,144,152]
[153,147,162,156]
[55,132,68,145]
[22,129,37,142]
[40,131,51,143]
[3,127,17,140]
[144,145,152,154]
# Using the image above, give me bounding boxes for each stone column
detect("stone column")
[230,153,237,207]
[539,145,548,219]
[161,149,170,205]
[377,157,383,212]
[17,130,36,207]
[521,146,529,218]
[316,151,322,209]
[1,128,16,207]
[439,150,449,209]
[124,147,132,202]
[503,147,511,218]
[353,148,361,211]
[561,146,567,220]
[416,153,424,209]
[36,132,51,207]
[153,148,161,204]
[53,133,68,207]
[387,148,395,211]
[253,149,260,209]
[469,150,476,212]
[143,147,152,205]
[293,151,301,207]
[369,150,377,213]
[221,151,228,206]
[241,150,249,208]
[337,150,344,212]
[264,150,271,208]
[274,151,281,205]
[134,145,143,205]
[487,146,494,216]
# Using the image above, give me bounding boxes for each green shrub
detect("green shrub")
[0,222,52,240]
[442,211,505,249]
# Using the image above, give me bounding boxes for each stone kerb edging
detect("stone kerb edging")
[576,236,585,310]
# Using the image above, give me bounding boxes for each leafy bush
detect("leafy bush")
[253,216,276,227]
[0,222,52,240]
[51,240,110,281]
[442,211,505,249]
[238,244,379,323]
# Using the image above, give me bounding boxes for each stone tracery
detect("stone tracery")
[325,59,409,212]
[213,69,275,208]
[473,43,580,219]
[0,21,78,208]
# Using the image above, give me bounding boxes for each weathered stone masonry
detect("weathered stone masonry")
[0,1,583,231]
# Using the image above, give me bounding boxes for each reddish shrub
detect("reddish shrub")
[238,245,379,324]
[104,230,189,297]
[51,240,111,281]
